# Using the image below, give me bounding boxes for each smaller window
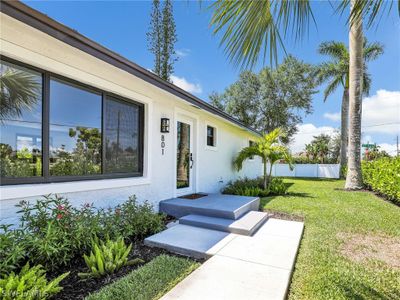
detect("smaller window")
[249,140,255,160]
[206,125,216,147]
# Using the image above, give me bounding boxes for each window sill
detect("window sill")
[205,145,218,152]
[0,177,151,200]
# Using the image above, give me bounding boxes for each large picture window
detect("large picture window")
[0,58,144,185]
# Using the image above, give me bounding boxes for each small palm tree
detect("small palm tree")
[316,39,383,173]
[0,68,40,121]
[233,128,293,190]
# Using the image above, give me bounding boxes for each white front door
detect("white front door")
[175,117,194,196]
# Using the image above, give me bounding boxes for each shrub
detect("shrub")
[0,225,26,276]
[222,177,269,197]
[362,157,400,204]
[108,196,165,239]
[15,194,164,271]
[269,177,289,195]
[78,236,143,279]
[0,263,69,300]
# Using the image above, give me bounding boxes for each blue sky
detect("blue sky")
[24,1,400,154]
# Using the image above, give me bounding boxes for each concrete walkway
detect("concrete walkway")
[161,218,304,300]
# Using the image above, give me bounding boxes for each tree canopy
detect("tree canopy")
[210,55,317,143]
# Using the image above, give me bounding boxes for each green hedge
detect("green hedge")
[362,157,400,204]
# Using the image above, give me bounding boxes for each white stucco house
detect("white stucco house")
[0,2,261,225]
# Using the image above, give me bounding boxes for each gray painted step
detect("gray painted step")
[159,194,260,220]
[144,224,235,259]
[179,211,269,236]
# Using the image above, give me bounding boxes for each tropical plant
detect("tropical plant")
[0,68,40,121]
[233,128,293,189]
[316,40,383,173]
[209,0,399,189]
[78,237,143,279]
[0,263,69,300]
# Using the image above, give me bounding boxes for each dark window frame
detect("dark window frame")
[0,56,144,185]
[206,125,216,147]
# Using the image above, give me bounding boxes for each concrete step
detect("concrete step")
[179,211,269,236]
[159,194,260,220]
[144,224,236,259]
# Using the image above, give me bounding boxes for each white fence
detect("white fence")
[271,164,340,179]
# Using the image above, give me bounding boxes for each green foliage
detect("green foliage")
[261,178,400,299]
[0,263,69,300]
[303,133,340,163]
[0,225,26,276]
[85,255,199,300]
[210,56,315,142]
[78,237,144,279]
[147,0,177,81]
[13,194,164,271]
[268,178,289,195]
[362,157,400,204]
[234,128,293,189]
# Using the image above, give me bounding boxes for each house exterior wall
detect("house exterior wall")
[0,13,261,225]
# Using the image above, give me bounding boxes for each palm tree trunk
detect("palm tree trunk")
[263,159,267,190]
[345,0,364,189]
[268,162,273,189]
[340,88,349,177]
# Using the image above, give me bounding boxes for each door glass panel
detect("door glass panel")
[176,121,190,189]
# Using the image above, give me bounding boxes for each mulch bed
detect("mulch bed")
[178,193,208,200]
[49,241,167,300]
[50,240,203,300]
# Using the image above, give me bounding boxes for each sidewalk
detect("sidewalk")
[161,218,304,300]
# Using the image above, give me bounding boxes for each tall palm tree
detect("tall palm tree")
[316,39,383,175]
[209,0,399,189]
[233,128,293,190]
[0,68,40,121]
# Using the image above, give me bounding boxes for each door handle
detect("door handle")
[190,153,194,169]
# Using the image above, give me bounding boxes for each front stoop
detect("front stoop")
[179,211,270,236]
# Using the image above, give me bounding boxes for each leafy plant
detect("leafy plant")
[0,225,26,276]
[269,178,289,195]
[362,157,400,204]
[78,237,144,279]
[0,263,68,300]
[223,177,269,197]
[234,128,293,189]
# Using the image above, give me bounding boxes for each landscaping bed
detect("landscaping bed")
[50,242,179,300]
[0,195,200,300]
[261,178,400,299]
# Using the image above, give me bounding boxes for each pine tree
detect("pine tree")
[147,0,177,82]
[147,0,162,76]
[160,0,177,82]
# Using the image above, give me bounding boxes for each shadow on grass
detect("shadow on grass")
[282,177,340,182]
[337,279,400,300]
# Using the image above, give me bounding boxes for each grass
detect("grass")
[85,255,199,300]
[261,178,400,300]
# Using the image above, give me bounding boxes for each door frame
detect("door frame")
[173,108,199,197]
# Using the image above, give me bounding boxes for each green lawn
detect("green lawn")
[85,255,199,300]
[261,178,400,300]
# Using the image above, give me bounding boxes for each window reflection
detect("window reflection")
[0,61,42,178]
[105,97,140,173]
[49,78,102,176]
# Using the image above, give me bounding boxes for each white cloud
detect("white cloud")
[362,90,400,134]
[290,123,337,154]
[171,75,202,94]
[176,49,190,57]
[324,112,341,122]
[377,143,398,156]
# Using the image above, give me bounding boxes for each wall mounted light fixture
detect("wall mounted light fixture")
[161,118,170,133]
